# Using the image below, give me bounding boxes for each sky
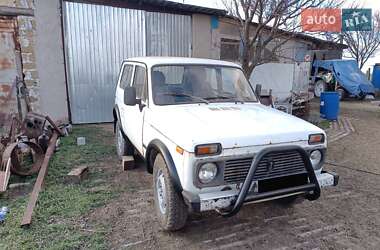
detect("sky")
[171,0,380,73]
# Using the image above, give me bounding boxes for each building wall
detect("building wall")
[16,0,39,110]
[0,0,69,123]
[0,0,40,128]
[0,17,19,128]
[34,0,68,122]
[192,14,220,59]
[218,17,341,65]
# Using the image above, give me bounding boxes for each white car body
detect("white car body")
[114,57,338,215]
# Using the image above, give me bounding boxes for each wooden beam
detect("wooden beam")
[0,6,34,16]
[20,132,59,227]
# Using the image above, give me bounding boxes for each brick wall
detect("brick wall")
[0,0,40,119]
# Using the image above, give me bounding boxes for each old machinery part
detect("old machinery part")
[3,141,44,176]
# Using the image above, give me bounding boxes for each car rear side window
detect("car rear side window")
[120,64,133,89]
[133,65,147,100]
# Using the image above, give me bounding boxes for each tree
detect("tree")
[223,0,340,76]
[342,11,380,69]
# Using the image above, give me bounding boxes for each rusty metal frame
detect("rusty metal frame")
[0,6,34,17]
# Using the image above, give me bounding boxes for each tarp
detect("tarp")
[313,59,375,96]
[249,63,294,102]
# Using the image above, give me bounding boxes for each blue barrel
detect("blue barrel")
[320,92,339,120]
[372,63,380,89]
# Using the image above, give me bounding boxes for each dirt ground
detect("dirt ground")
[87,100,380,250]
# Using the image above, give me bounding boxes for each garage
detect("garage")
[63,1,192,123]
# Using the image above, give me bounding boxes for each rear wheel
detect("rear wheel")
[364,94,375,100]
[337,88,346,100]
[314,80,326,98]
[115,120,134,160]
[153,154,188,231]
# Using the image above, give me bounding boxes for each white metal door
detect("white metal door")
[121,63,147,154]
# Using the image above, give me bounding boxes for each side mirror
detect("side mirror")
[255,84,262,97]
[124,86,137,106]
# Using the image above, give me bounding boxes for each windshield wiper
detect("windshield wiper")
[161,93,209,104]
[204,95,233,100]
[205,95,245,103]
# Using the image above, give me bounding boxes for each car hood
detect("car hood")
[148,103,324,152]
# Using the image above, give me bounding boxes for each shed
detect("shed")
[62,0,226,123]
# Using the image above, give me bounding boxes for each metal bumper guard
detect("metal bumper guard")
[182,146,339,216]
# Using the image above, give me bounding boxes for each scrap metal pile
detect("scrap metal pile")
[0,112,66,192]
[0,112,69,226]
[0,79,69,227]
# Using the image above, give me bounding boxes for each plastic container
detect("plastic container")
[0,207,9,223]
[320,92,340,120]
[372,63,380,89]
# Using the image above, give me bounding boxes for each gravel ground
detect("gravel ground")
[89,101,380,250]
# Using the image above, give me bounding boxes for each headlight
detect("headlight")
[310,150,322,170]
[198,163,218,184]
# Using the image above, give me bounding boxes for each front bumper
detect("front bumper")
[182,146,339,215]
[183,170,339,213]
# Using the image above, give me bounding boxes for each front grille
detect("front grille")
[223,150,307,184]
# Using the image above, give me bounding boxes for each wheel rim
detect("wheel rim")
[315,82,324,97]
[156,170,167,214]
[117,127,123,155]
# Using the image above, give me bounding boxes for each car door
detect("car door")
[121,63,147,154]
[115,62,134,113]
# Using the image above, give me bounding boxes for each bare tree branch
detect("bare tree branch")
[224,0,342,76]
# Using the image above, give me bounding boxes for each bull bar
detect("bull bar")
[183,146,333,216]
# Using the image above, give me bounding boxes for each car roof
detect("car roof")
[124,57,242,68]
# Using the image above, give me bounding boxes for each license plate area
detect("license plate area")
[258,173,308,193]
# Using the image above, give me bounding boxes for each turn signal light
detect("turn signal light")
[176,146,184,155]
[195,143,221,156]
[308,134,325,144]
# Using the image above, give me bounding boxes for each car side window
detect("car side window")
[132,65,147,100]
[119,64,133,89]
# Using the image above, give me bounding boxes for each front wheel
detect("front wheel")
[115,120,134,160]
[153,154,188,231]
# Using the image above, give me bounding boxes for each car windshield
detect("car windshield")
[151,65,257,105]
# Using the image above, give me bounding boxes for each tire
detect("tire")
[364,94,375,100]
[314,80,326,98]
[336,88,346,101]
[115,120,134,160]
[358,93,366,100]
[153,154,188,231]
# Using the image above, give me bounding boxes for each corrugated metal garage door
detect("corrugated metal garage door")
[146,12,192,57]
[63,2,146,123]
[63,2,192,123]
